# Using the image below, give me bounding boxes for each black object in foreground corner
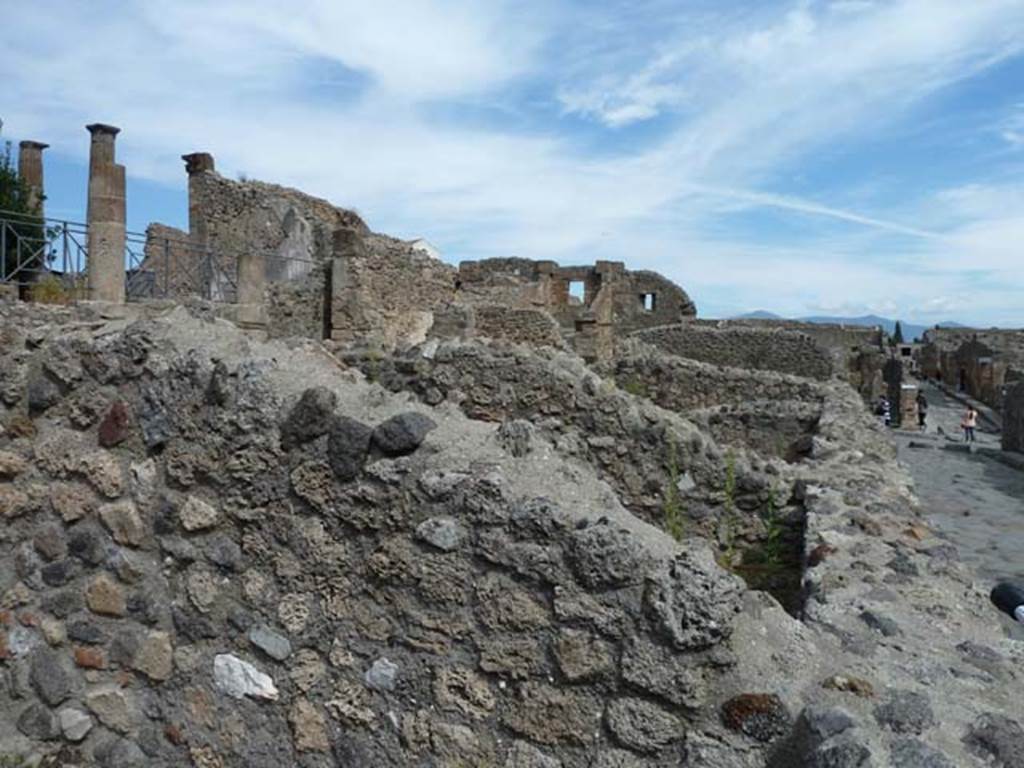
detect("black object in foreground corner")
[991,582,1024,624]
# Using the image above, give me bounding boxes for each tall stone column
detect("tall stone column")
[181,152,215,249]
[17,140,48,215]
[86,124,126,304]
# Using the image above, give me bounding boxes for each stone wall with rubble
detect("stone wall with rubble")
[337,339,782,533]
[184,165,368,270]
[329,232,456,349]
[430,302,567,350]
[455,258,697,337]
[612,342,828,461]
[633,324,834,381]
[693,319,885,400]
[0,302,769,767]
[3,301,1024,767]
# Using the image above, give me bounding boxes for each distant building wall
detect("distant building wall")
[633,323,834,381]
[920,328,1024,410]
[687,318,884,398]
[1003,381,1024,453]
[454,258,696,361]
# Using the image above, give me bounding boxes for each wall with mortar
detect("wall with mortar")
[430,303,567,350]
[330,234,456,348]
[1002,381,1024,453]
[633,324,834,381]
[454,259,696,360]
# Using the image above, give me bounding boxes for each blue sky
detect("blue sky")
[3,0,1024,325]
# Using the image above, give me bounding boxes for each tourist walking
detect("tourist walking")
[876,395,891,427]
[916,391,928,430]
[961,407,978,443]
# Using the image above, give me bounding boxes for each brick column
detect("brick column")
[17,140,48,215]
[86,124,126,304]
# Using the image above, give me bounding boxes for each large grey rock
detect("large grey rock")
[873,690,935,735]
[58,707,94,742]
[326,415,373,481]
[17,701,60,740]
[249,625,293,661]
[365,657,399,692]
[30,647,72,706]
[606,697,683,754]
[371,411,436,456]
[889,738,954,768]
[415,516,466,552]
[963,712,1024,767]
[213,653,279,700]
[93,735,147,768]
[280,386,337,448]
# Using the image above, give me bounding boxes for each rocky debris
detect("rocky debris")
[371,410,437,455]
[213,653,280,700]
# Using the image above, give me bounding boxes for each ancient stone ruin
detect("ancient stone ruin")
[1,125,1023,768]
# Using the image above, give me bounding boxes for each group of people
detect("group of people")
[875,389,978,442]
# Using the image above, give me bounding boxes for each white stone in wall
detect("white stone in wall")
[213,654,279,701]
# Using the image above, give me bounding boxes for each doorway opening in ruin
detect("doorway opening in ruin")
[568,280,585,304]
[640,293,656,312]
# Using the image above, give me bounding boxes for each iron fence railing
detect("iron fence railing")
[1,209,322,305]
[0,209,89,297]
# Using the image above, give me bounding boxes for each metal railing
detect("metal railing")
[0,209,89,298]
[124,228,241,303]
[2,209,322,305]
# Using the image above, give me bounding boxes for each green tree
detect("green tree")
[892,320,904,345]
[0,125,47,284]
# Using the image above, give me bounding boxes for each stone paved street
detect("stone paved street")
[894,381,1024,638]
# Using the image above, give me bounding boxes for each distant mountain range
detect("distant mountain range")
[733,311,966,342]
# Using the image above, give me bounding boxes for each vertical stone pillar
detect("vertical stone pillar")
[17,140,48,215]
[181,152,215,248]
[86,124,126,304]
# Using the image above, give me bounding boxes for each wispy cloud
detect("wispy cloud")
[2,0,1023,325]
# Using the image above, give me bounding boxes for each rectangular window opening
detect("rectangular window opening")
[568,281,585,302]
[641,293,656,312]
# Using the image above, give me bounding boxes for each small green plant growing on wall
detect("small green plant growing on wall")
[621,376,648,398]
[662,435,685,542]
[720,451,738,566]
